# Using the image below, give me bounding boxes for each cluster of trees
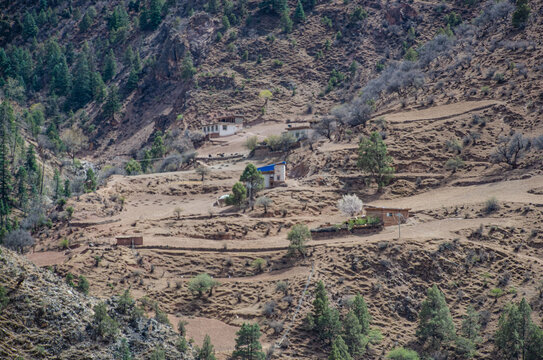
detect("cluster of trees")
[490,132,543,169]
[305,281,381,359]
[226,163,265,206]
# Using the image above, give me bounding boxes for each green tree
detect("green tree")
[495,298,543,360]
[280,10,293,33]
[181,53,196,79]
[302,0,316,11]
[117,289,135,315]
[232,323,265,360]
[117,338,133,360]
[351,294,371,335]
[386,347,420,360]
[357,131,394,191]
[512,0,530,28]
[78,275,89,294]
[239,164,264,200]
[16,167,28,210]
[93,302,119,339]
[207,0,219,13]
[79,13,92,32]
[125,159,142,175]
[416,285,455,350]
[22,12,39,40]
[90,71,107,102]
[84,168,97,192]
[188,273,219,297]
[25,145,38,174]
[53,169,62,199]
[307,281,341,344]
[102,49,117,82]
[141,150,152,173]
[226,182,247,207]
[71,53,92,108]
[52,56,71,95]
[64,179,71,197]
[0,101,13,228]
[329,335,352,360]
[150,132,166,158]
[287,224,311,257]
[293,0,306,23]
[126,68,139,92]
[343,310,368,357]
[199,334,217,360]
[103,86,121,119]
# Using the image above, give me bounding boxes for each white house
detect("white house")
[202,115,243,138]
[257,162,286,188]
[285,123,314,140]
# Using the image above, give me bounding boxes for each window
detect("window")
[223,125,227,130]
[276,175,280,180]
[214,125,218,131]
[386,212,393,217]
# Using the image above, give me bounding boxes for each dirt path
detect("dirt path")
[373,100,503,123]
[370,175,543,211]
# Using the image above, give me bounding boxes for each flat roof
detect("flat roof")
[257,161,286,172]
[365,206,411,211]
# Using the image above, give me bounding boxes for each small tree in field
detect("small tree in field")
[188,273,219,297]
[416,284,455,351]
[287,224,311,257]
[255,196,272,214]
[337,194,363,218]
[358,131,394,190]
[386,347,420,360]
[226,182,247,207]
[490,133,529,169]
[245,136,258,151]
[240,164,264,200]
[232,323,265,360]
[198,334,217,360]
[196,165,210,181]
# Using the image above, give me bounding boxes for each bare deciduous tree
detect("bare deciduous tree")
[337,194,363,218]
[195,165,210,181]
[490,133,529,169]
[4,229,35,253]
[61,126,88,163]
[315,117,337,140]
[256,196,272,214]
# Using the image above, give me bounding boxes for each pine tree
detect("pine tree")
[307,281,341,344]
[52,55,71,96]
[64,179,71,197]
[351,294,371,335]
[126,68,139,92]
[239,163,264,200]
[53,169,63,199]
[199,334,217,360]
[103,86,121,119]
[302,0,316,11]
[343,310,368,357]
[232,323,265,360]
[16,167,28,210]
[207,0,219,13]
[90,72,106,102]
[358,131,394,190]
[84,168,97,192]
[416,285,455,350]
[22,12,39,40]
[102,49,117,82]
[512,0,530,28]
[0,101,13,228]
[148,0,163,30]
[25,145,38,175]
[293,0,306,23]
[150,132,165,158]
[71,53,92,108]
[141,149,152,173]
[329,336,352,360]
[280,10,293,33]
[79,13,92,32]
[181,53,196,79]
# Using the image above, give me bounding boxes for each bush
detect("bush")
[117,289,135,314]
[188,273,219,297]
[490,133,529,169]
[275,281,288,294]
[154,303,171,325]
[483,197,500,214]
[94,302,119,340]
[251,258,266,273]
[77,275,89,294]
[59,238,70,249]
[245,136,258,151]
[386,347,420,360]
[125,159,142,175]
[445,156,465,172]
[263,301,276,316]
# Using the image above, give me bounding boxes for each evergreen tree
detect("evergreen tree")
[495,298,543,360]
[208,0,219,13]
[0,101,13,228]
[343,310,368,357]
[199,334,217,360]
[293,0,306,23]
[512,0,530,28]
[102,49,117,82]
[117,338,133,360]
[302,0,316,11]
[25,145,38,174]
[126,68,139,92]
[64,179,71,197]
[351,294,371,335]
[239,163,264,201]
[90,71,106,102]
[52,56,71,96]
[141,149,152,173]
[461,306,481,342]
[232,323,265,360]
[260,0,288,15]
[307,281,341,344]
[107,5,129,31]
[16,167,28,210]
[84,168,97,192]
[226,182,247,207]
[22,12,39,40]
[149,0,163,29]
[150,132,165,158]
[103,86,121,119]
[79,13,92,32]
[329,336,352,360]
[53,169,62,199]
[416,285,455,351]
[280,10,293,33]
[71,53,92,108]
[181,53,196,79]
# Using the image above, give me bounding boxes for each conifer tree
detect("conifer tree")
[79,13,92,32]
[343,310,368,357]
[149,0,163,29]
[329,336,352,360]
[102,49,117,82]
[280,10,293,33]
[307,281,341,344]
[199,334,217,360]
[232,323,265,360]
[302,0,316,11]
[207,0,219,13]
[22,12,39,40]
[0,101,13,228]
[512,0,530,28]
[64,179,71,197]
[181,53,196,80]
[52,56,71,96]
[53,169,63,199]
[90,71,106,102]
[103,86,121,119]
[16,166,28,210]
[416,285,455,350]
[126,68,139,92]
[351,294,371,335]
[25,145,38,175]
[84,168,97,192]
[150,132,165,158]
[293,0,306,23]
[71,53,92,108]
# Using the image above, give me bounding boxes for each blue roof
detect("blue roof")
[257,161,286,172]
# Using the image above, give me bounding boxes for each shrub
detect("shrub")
[117,289,135,314]
[195,166,210,181]
[251,258,266,273]
[125,159,142,175]
[483,197,500,214]
[489,288,504,299]
[490,133,529,168]
[255,196,272,214]
[225,182,247,207]
[188,273,219,297]
[445,156,465,172]
[275,281,288,294]
[263,300,276,316]
[512,0,530,28]
[59,238,70,249]
[77,275,89,294]
[4,229,35,253]
[154,303,171,325]
[94,302,119,339]
[245,136,258,151]
[287,224,311,257]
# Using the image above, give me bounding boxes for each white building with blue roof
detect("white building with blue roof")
[257,161,286,188]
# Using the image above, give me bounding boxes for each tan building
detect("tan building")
[364,206,410,226]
